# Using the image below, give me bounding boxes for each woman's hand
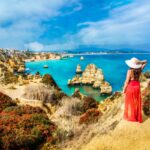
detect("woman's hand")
[122,89,126,94]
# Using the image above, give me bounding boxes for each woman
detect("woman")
[123,57,147,123]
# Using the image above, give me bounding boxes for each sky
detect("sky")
[0,0,150,51]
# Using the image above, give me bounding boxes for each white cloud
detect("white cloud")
[0,0,79,22]
[25,42,44,51]
[25,40,78,51]
[76,0,150,48]
[27,0,150,51]
[1,0,150,51]
[0,0,81,49]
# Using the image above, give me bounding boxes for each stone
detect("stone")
[18,66,25,73]
[100,81,112,94]
[76,64,82,74]
[68,64,112,95]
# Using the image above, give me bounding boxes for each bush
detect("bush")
[0,105,57,149]
[142,85,150,116]
[79,108,102,124]
[144,71,150,78]
[0,92,12,101]
[42,74,60,90]
[82,97,99,112]
[0,92,17,112]
[3,71,18,84]
[23,84,66,105]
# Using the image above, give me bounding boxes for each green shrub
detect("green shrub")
[0,92,17,112]
[3,71,18,84]
[42,74,60,90]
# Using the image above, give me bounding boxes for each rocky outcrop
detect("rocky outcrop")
[100,81,112,94]
[76,64,82,74]
[68,64,112,94]
[17,66,25,73]
[72,88,85,100]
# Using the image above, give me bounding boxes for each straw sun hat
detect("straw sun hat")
[125,57,143,69]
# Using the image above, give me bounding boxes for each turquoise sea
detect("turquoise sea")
[25,54,150,101]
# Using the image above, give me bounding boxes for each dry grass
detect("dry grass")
[23,83,55,103]
[81,117,150,150]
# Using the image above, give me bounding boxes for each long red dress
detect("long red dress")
[124,80,142,123]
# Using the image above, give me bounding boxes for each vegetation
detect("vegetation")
[144,71,150,79]
[23,83,66,105]
[0,92,17,112]
[0,92,57,150]
[79,108,102,124]
[82,96,99,113]
[42,74,60,90]
[3,72,18,84]
[142,81,150,116]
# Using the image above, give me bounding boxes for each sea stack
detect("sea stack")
[68,64,112,94]
[76,64,82,74]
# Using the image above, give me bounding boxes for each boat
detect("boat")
[80,56,84,60]
[43,65,48,68]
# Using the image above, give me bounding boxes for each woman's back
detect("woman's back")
[130,68,142,81]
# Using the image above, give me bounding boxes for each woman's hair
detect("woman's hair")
[131,68,141,80]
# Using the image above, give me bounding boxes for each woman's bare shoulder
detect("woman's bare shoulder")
[127,69,132,73]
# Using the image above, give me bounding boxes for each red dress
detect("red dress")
[124,80,142,123]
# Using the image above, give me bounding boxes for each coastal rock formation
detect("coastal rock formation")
[17,66,25,73]
[100,81,112,94]
[76,64,82,74]
[68,64,112,94]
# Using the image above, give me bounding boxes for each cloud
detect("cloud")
[0,0,80,22]
[76,0,150,48]
[1,0,150,51]
[0,0,81,49]
[27,0,150,51]
[25,42,44,51]
[26,41,78,51]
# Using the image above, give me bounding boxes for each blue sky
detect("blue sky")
[0,0,150,51]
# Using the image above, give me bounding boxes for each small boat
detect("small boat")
[80,56,84,60]
[43,65,48,68]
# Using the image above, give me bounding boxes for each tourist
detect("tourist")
[123,57,147,123]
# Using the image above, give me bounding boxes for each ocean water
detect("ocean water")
[25,54,150,101]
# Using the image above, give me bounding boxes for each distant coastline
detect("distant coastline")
[65,52,150,55]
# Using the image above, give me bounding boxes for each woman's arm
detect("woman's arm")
[123,69,131,93]
[141,60,147,70]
